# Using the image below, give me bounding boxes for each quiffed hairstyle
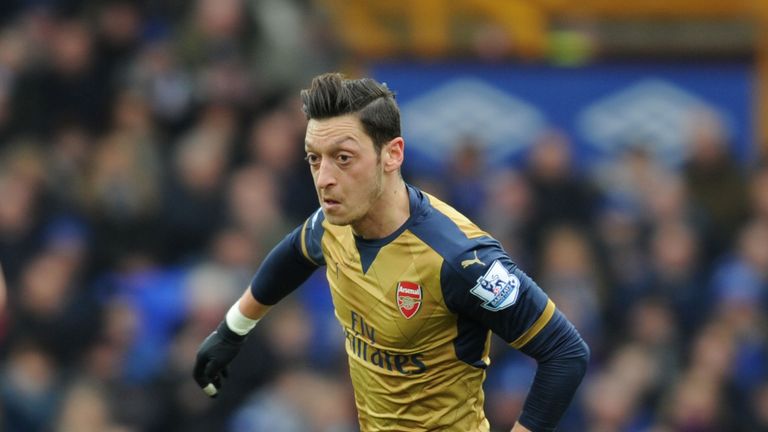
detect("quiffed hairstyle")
[300,73,401,153]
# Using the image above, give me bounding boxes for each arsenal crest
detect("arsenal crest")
[396,281,422,319]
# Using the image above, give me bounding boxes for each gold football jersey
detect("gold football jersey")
[297,186,555,431]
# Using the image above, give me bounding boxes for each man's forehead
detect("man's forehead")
[305,116,366,147]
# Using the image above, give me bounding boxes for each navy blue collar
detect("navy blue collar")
[355,184,423,273]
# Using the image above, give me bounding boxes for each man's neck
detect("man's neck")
[351,180,409,240]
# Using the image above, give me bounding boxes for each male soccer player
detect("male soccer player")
[194,73,589,431]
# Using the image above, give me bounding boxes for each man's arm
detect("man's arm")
[443,240,589,431]
[193,216,323,397]
[514,303,590,431]
[236,289,270,320]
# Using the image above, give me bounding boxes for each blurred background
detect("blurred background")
[0,0,767,431]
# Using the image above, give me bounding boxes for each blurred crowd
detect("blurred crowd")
[0,1,766,432]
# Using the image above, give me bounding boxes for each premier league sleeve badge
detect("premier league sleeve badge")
[470,260,520,311]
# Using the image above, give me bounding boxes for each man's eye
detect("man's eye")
[337,154,351,164]
[305,154,320,165]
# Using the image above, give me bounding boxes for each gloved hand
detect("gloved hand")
[193,320,247,397]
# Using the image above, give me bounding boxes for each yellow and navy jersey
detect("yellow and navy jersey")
[251,185,587,432]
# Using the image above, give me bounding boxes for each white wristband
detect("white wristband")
[225,300,259,336]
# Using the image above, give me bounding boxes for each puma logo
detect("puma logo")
[461,251,486,269]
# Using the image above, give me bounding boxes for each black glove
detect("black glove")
[193,320,247,397]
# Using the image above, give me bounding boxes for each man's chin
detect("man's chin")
[322,211,351,226]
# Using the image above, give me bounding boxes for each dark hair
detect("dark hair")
[300,73,401,153]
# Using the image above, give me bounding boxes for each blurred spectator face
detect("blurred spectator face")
[97,1,141,46]
[709,223,767,332]
[51,20,92,75]
[628,299,676,346]
[264,300,313,361]
[19,252,74,317]
[142,41,173,76]
[539,225,601,342]
[0,85,8,129]
[47,125,92,204]
[0,29,24,125]
[3,142,46,188]
[738,220,768,274]
[199,58,253,105]
[103,300,139,349]
[55,381,113,432]
[82,341,123,383]
[529,130,572,181]
[689,324,735,381]
[751,167,768,220]
[752,382,768,428]
[0,264,5,314]
[174,131,228,194]
[196,0,245,40]
[451,137,484,178]
[2,343,59,429]
[487,169,531,221]
[43,218,90,267]
[594,144,664,211]
[87,133,160,218]
[18,9,56,64]
[0,28,27,72]
[200,102,237,136]
[51,124,91,170]
[645,174,688,224]
[598,204,641,249]
[585,371,638,430]
[248,109,300,171]
[686,109,728,167]
[0,172,37,237]
[227,165,280,235]
[210,227,257,268]
[6,344,55,393]
[541,226,593,276]
[651,222,697,278]
[186,265,242,326]
[280,94,309,134]
[112,89,151,132]
[481,169,532,254]
[609,344,659,393]
[136,41,193,122]
[668,374,722,431]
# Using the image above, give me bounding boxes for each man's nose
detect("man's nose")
[315,159,337,189]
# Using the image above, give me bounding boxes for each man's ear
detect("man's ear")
[383,137,405,173]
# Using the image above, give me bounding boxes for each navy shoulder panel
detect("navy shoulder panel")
[293,208,325,266]
[409,197,552,347]
[408,200,497,271]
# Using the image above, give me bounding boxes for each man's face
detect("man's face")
[304,114,384,226]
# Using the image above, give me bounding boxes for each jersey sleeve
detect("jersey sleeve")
[440,237,553,348]
[249,209,326,305]
[295,208,326,266]
[441,237,589,432]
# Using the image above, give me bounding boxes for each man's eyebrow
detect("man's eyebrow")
[305,135,358,150]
